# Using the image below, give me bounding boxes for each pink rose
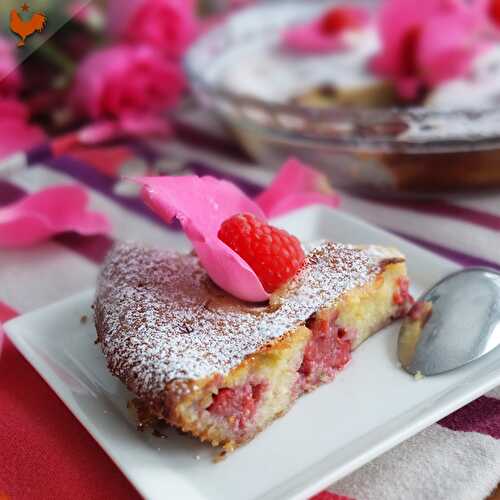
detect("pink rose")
[0,99,46,159]
[0,36,21,97]
[372,0,484,100]
[107,0,198,59]
[71,44,185,138]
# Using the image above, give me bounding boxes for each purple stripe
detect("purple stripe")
[439,396,500,439]
[26,143,51,165]
[0,179,115,263]
[0,181,26,206]
[54,233,114,264]
[129,139,159,164]
[390,229,500,271]
[361,195,500,232]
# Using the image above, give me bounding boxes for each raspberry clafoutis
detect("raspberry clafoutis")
[94,170,413,454]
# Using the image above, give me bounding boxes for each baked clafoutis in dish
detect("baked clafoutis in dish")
[94,164,413,454]
[221,0,500,111]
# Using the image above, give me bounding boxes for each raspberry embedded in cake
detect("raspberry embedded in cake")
[298,312,352,393]
[95,241,413,453]
[208,382,267,431]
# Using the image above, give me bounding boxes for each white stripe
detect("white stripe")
[487,386,500,399]
[449,193,500,217]
[0,152,28,178]
[0,242,98,312]
[10,165,190,251]
[341,194,500,265]
[150,139,275,186]
[333,424,500,500]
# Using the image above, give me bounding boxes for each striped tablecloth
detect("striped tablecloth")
[0,103,499,500]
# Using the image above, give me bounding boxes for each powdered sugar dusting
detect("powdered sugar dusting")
[95,241,394,399]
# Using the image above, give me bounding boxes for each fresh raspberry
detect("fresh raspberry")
[218,213,305,294]
[319,7,361,35]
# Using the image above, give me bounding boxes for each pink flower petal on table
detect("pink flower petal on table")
[256,158,340,218]
[77,121,120,144]
[51,115,171,160]
[0,186,111,248]
[133,175,270,302]
[282,5,370,54]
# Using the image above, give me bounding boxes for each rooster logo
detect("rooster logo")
[10,3,47,47]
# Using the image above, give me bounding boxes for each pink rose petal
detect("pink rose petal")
[133,175,269,302]
[419,11,488,87]
[372,0,483,100]
[471,0,500,35]
[133,159,340,302]
[0,186,111,248]
[282,5,370,54]
[256,158,340,218]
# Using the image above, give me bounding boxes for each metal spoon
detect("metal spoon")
[398,268,500,376]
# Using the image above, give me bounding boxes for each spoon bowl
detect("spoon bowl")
[398,268,500,376]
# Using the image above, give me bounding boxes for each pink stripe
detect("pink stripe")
[310,492,355,500]
[439,396,500,439]
[0,302,17,358]
[0,302,18,324]
[360,196,500,232]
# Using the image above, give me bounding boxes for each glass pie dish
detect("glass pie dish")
[185,0,500,195]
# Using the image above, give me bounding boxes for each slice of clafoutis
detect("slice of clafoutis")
[95,241,413,454]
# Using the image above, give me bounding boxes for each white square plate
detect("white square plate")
[6,206,500,500]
